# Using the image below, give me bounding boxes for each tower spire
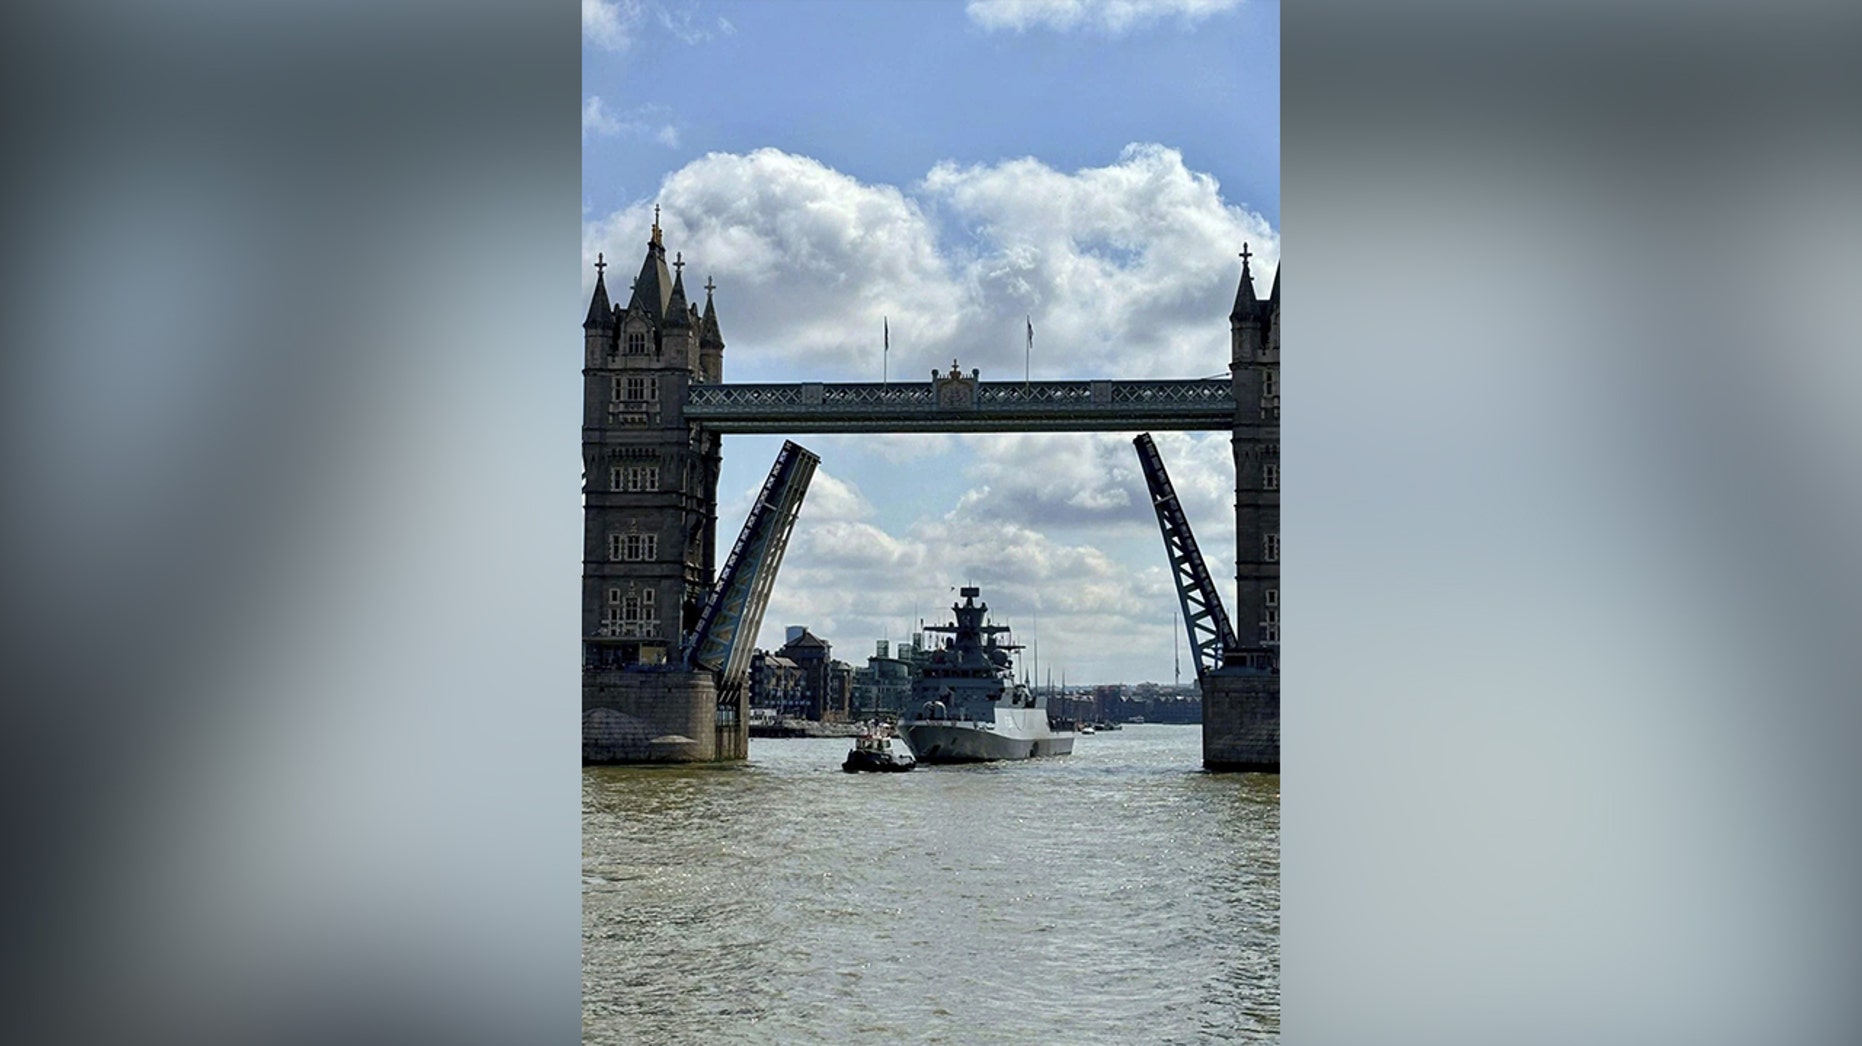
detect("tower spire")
[583,251,614,330]
[1230,243,1259,322]
[628,218,673,322]
[664,250,692,328]
[700,275,724,349]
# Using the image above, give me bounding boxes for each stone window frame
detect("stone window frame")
[1264,533,1280,562]
[621,588,657,626]
[623,465,659,492]
[626,330,648,355]
[1263,462,1279,491]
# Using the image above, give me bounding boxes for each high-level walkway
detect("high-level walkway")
[685,378,1233,433]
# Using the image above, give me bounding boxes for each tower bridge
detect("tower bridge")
[581,213,1277,770]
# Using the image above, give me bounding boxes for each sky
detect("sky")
[583,0,1279,683]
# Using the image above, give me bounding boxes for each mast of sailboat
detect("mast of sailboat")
[1174,609,1181,687]
[1030,606,1038,692]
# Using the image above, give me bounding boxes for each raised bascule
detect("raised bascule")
[582,213,1278,770]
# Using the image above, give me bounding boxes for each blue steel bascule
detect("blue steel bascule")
[582,218,1278,769]
[682,440,818,709]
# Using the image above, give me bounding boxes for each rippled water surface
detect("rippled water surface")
[583,725,1278,1043]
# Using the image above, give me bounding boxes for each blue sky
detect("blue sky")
[584,0,1279,683]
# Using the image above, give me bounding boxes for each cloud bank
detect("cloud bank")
[585,144,1276,381]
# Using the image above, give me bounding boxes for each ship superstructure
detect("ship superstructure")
[898,587,1074,763]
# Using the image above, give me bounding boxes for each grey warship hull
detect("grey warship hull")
[900,720,1074,763]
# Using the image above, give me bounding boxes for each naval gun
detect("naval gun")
[1133,433,1238,681]
[682,439,819,703]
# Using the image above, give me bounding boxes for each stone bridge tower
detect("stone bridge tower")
[1205,248,1280,770]
[581,214,735,760]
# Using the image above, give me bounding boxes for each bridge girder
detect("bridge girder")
[1134,433,1240,681]
[685,378,1233,433]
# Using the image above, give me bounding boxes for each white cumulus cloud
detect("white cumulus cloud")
[954,430,1234,543]
[587,149,969,377]
[966,0,1244,35]
[584,144,1275,382]
[583,0,642,52]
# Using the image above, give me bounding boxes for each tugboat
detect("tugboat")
[842,724,916,773]
[898,586,1075,763]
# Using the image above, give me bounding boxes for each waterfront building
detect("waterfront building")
[776,626,853,721]
[851,639,919,718]
[749,650,807,719]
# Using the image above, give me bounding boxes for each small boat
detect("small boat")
[842,726,916,773]
[1079,722,1097,735]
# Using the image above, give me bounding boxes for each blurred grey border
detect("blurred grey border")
[1286,2,1860,1043]
[1,1,581,1042]
[3,1,1859,1043]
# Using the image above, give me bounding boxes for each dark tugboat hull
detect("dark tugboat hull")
[842,750,915,773]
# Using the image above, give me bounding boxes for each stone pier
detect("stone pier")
[1202,668,1279,772]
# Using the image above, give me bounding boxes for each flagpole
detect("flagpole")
[1024,315,1032,385]
[883,316,889,384]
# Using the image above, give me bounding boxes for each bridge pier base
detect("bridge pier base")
[1202,669,1279,772]
[583,670,740,764]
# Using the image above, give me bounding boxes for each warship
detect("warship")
[898,586,1074,763]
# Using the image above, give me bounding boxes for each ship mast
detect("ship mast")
[1030,607,1038,692]
[1174,610,1181,687]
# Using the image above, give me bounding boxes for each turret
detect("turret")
[584,253,615,365]
[662,252,696,372]
[699,276,725,384]
[1229,243,1263,365]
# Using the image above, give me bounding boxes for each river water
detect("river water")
[583,725,1279,1043]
